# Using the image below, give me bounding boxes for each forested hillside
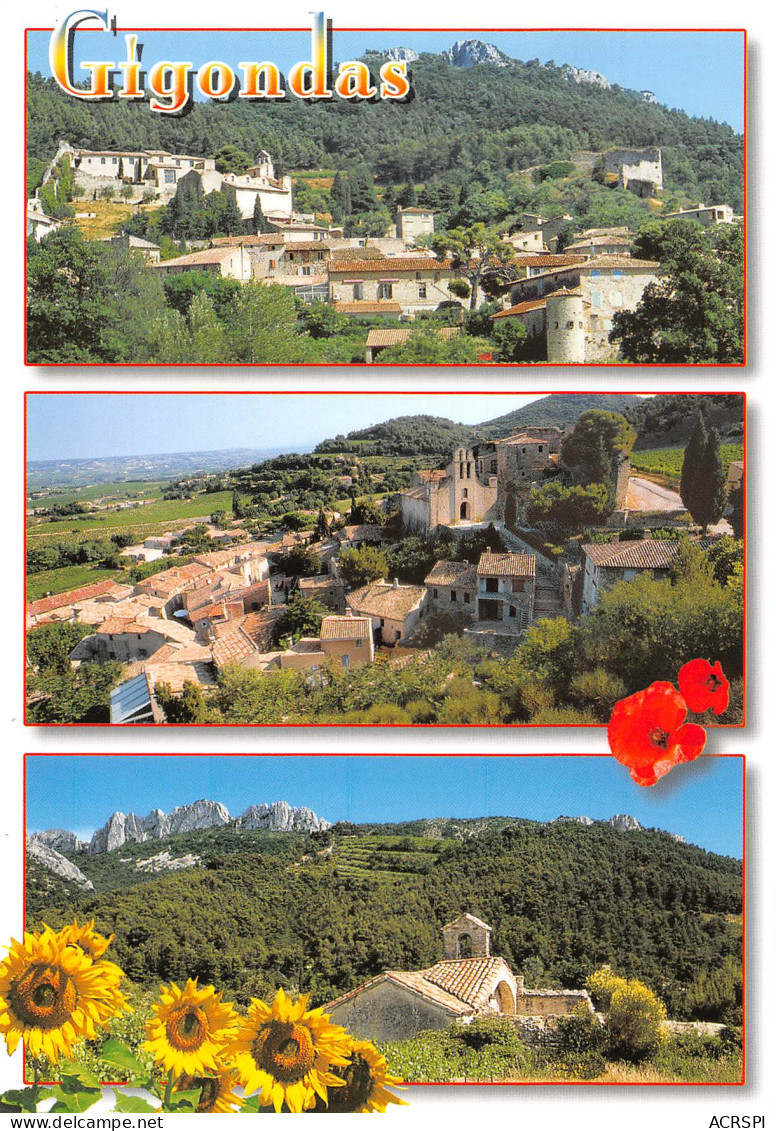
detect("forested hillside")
[27,819,742,1024]
[624,394,746,449]
[27,50,743,213]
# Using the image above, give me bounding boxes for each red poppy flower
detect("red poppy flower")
[678,659,730,716]
[607,681,706,787]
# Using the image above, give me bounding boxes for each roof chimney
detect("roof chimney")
[393,577,399,588]
[345,608,352,617]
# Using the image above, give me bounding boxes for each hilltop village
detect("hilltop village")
[25,403,744,726]
[27,134,742,365]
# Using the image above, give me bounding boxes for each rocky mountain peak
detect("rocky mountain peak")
[561,64,611,90]
[608,814,644,832]
[440,40,512,69]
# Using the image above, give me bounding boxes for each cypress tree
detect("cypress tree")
[680,413,708,519]
[692,427,728,534]
[253,193,270,234]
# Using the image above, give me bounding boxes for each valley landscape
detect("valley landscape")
[25,756,744,1084]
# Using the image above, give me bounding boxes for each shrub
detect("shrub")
[555,1004,606,1054]
[606,980,667,1061]
[452,1015,524,1053]
[586,965,628,1010]
[551,1050,607,1079]
[568,667,627,720]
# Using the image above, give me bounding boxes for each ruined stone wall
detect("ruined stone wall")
[328,981,456,1043]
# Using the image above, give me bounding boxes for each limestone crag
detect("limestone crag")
[608,814,644,832]
[562,65,611,90]
[30,828,88,854]
[555,815,595,826]
[88,799,231,853]
[382,47,419,63]
[235,801,330,833]
[441,40,512,68]
[26,838,94,891]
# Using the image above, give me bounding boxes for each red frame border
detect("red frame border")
[23,389,748,729]
[23,26,748,369]
[21,750,746,1088]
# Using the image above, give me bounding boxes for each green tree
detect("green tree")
[26,623,92,675]
[561,410,636,485]
[526,481,611,531]
[338,545,388,588]
[213,145,252,174]
[252,194,271,234]
[225,284,305,363]
[375,328,482,364]
[491,317,528,361]
[610,222,744,363]
[680,413,707,518]
[693,427,728,534]
[275,592,326,644]
[431,223,518,309]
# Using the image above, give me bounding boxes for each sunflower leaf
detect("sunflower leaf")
[164,1087,201,1112]
[0,1087,50,1113]
[113,1093,159,1113]
[241,1094,275,1113]
[99,1040,146,1077]
[56,1061,102,1092]
[50,1087,102,1112]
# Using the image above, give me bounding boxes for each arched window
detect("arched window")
[458,933,473,958]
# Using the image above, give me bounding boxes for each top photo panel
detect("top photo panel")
[25,20,746,367]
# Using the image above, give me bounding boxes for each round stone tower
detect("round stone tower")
[546,289,587,364]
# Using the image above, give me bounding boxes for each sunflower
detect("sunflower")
[315,1040,406,1113]
[232,988,352,1113]
[0,929,128,1063]
[176,1068,244,1113]
[55,918,114,962]
[143,979,239,1078]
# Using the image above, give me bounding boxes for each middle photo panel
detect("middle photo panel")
[24,391,745,729]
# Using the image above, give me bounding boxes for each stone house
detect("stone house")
[69,618,170,664]
[424,560,478,618]
[328,257,463,318]
[581,538,682,613]
[151,245,253,283]
[563,233,634,258]
[346,579,428,646]
[495,256,659,362]
[298,574,347,612]
[476,553,536,628]
[100,234,161,263]
[394,206,436,242]
[277,612,375,673]
[663,203,736,226]
[325,913,592,1043]
[400,431,560,535]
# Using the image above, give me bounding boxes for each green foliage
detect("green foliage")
[680,417,728,531]
[26,622,92,674]
[491,316,529,361]
[527,480,611,531]
[26,661,122,724]
[606,980,667,1061]
[432,223,517,309]
[375,327,483,364]
[27,228,165,363]
[561,410,636,485]
[338,544,388,587]
[610,222,744,363]
[274,592,326,644]
[586,966,629,1010]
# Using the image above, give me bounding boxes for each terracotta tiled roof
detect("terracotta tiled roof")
[329,258,443,274]
[282,241,334,252]
[299,575,345,592]
[365,327,460,348]
[211,628,257,667]
[397,206,436,214]
[333,301,402,314]
[564,236,633,251]
[145,660,216,693]
[27,580,122,617]
[241,606,285,647]
[492,299,547,319]
[319,615,371,641]
[582,540,682,570]
[270,275,328,287]
[210,234,283,247]
[331,247,387,262]
[325,973,471,1017]
[512,253,587,267]
[92,617,157,636]
[424,958,508,1011]
[425,560,478,588]
[477,553,536,578]
[582,255,659,269]
[151,247,239,268]
[400,485,430,500]
[416,469,447,484]
[347,580,426,621]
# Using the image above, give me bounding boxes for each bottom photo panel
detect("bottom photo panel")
[19,753,744,1111]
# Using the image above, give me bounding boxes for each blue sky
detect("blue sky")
[26,393,543,461]
[26,28,745,131]
[26,755,744,858]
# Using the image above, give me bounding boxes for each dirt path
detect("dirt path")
[626,476,684,511]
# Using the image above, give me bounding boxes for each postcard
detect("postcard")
[24,20,745,366]
[24,391,745,728]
